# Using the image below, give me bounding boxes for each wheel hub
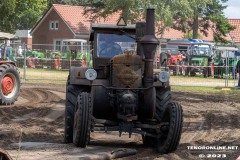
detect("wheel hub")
[2,76,14,95]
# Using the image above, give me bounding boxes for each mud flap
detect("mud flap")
[0,148,13,160]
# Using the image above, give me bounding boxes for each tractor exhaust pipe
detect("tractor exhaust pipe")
[140,9,159,118]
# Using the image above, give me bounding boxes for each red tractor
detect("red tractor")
[159,51,183,75]
[0,61,20,104]
[0,40,20,105]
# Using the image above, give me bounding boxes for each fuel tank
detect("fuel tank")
[111,53,143,88]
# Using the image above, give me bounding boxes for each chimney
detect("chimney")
[140,9,159,118]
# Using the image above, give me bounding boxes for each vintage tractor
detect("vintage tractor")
[64,9,183,153]
[185,42,213,77]
[212,47,239,79]
[0,44,20,105]
[158,52,181,75]
[0,60,20,105]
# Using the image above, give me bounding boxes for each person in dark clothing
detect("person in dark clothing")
[236,60,240,88]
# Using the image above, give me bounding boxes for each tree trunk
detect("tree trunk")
[193,11,199,39]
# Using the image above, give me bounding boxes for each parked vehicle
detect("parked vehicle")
[165,39,214,77]
[0,43,20,105]
[212,46,239,78]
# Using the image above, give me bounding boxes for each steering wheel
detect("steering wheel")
[99,44,123,57]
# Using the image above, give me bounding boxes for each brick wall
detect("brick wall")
[32,9,75,51]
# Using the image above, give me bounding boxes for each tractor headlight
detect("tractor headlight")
[85,69,97,81]
[159,71,170,83]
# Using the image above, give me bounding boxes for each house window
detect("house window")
[55,22,59,29]
[49,21,59,30]
[55,40,61,51]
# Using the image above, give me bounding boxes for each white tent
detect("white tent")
[0,32,16,40]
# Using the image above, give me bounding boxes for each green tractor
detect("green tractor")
[185,42,213,77]
[165,39,213,77]
[212,47,239,79]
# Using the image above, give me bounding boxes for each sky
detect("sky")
[223,0,240,19]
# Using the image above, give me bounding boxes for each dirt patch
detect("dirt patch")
[0,84,239,160]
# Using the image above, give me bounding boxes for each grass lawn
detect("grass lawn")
[19,68,69,84]
[18,68,240,90]
[170,75,239,88]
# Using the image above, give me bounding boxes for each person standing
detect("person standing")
[18,46,23,57]
[0,43,4,59]
[166,50,172,66]
[177,51,183,75]
[236,59,240,88]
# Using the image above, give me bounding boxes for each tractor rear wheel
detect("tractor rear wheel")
[64,76,88,143]
[0,64,20,105]
[73,92,91,147]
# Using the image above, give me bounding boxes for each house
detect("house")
[30,4,120,52]
[31,4,240,52]
[15,30,32,49]
[228,19,240,45]
[162,19,240,46]
[162,28,214,42]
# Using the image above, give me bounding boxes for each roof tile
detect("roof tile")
[53,4,120,34]
[228,19,240,43]
[53,4,240,42]
[162,19,240,42]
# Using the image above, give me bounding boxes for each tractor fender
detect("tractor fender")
[69,66,90,85]
[0,61,17,67]
[69,66,111,87]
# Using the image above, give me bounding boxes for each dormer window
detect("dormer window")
[49,21,59,30]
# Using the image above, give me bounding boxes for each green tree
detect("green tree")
[47,0,80,6]
[173,0,235,43]
[15,0,48,30]
[0,0,49,32]
[77,0,234,43]
[76,0,193,37]
[0,0,16,33]
[184,31,203,39]
[206,0,235,43]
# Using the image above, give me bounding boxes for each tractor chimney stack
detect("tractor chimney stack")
[140,9,159,118]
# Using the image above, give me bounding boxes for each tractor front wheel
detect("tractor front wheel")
[157,102,183,153]
[64,76,88,143]
[142,86,183,153]
[73,92,91,147]
[142,87,171,147]
[0,64,20,105]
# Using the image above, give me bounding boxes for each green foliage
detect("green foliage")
[0,0,48,32]
[0,0,16,33]
[174,0,235,42]
[0,0,236,44]
[184,31,203,39]
[15,0,48,30]
[47,0,81,6]
[78,0,234,43]
[204,0,236,43]
[78,0,193,35]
